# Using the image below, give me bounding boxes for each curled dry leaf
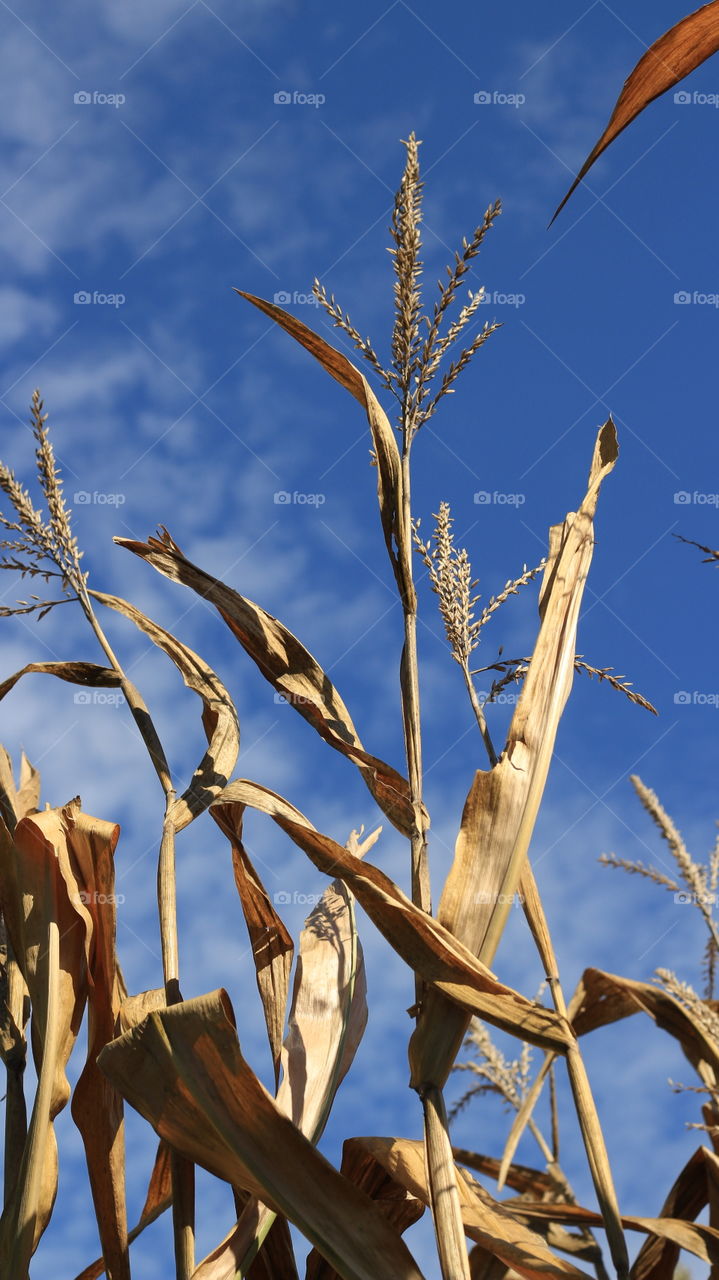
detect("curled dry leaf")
[0,802,124,1276]
[512,1199,719,1271]
[410,420,618,1092]
[192,850,368,1279]
[344,1137,594,1280]
[630,1146,712,1280]
[211,780,572,1054]
[212,802,294,1090]
[305,1139,425,1280]
[234,290,409,603]
[115,532,419,837]
[553,1,719,222]
[91,590,240,829]
[98,989,426,1280]
[570,967,719,1087]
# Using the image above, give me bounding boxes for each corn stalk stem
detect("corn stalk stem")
[423,1086,471,1280]
[75,585,194,1271]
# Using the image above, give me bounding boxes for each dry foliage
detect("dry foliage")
[0,131,698,1280]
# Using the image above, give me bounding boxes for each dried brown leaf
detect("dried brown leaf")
[213,803,294,1088]
[234,291,408,601]
[410,421,618,1091]
[114,533,418,837]
[212,780,573,1054]
[98,989,426,1280]
[553,1,719,221]
[91,590,239,830]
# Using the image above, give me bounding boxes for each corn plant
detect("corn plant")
[0,134,705,1280]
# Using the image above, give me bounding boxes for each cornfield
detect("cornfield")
[1,4,719,1277]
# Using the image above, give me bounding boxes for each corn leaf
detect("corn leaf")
[0,804,95,1275]
[235,290,408,602]
[212,780,572,1053]
[114,531,418,837]
[571,967,719,1084]
[97,988,426,1280]
[410,421,618,1091]
[345,1137,594,1280]
[192,838,369,1280]
[213,802,294,1089]
[305,1138,425,1280]
[91,590,240,830]
[74,1141,173,1280]
[552,1,719,222]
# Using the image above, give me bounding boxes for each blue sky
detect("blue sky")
[0,1,718,1275]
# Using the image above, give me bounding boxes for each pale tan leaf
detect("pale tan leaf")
[571,967,719,1085]
[349,1137,594,1280]
[513,1200,719,1269]
[91,590,240,830]
[68,808,129,1280]
[97,989,426,1280]
[192,847,367,1280]
[118,988,166,1033]
[114,532,418,837]
[212,802,293,1089]
[212,780,573,1054]
[305,1139,425,1280]
[234,291,408,602]
[553,1,719,222]
[410,420,619,1091]
[630,1146,708,1280]
[0,804,94,1273]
